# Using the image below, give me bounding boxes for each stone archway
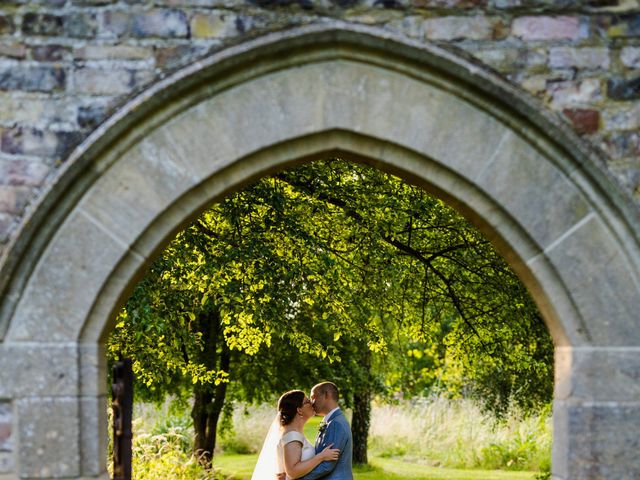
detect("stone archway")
[0,24,639,479]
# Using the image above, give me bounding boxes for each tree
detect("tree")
[108,158,553,464]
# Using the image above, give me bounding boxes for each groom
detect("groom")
[301,381,353,480]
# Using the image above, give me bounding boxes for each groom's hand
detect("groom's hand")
[276,473,286,480]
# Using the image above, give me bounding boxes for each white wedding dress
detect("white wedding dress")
[277,431,315,479]
[251,422,315,480]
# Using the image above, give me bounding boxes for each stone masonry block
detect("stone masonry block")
[73,67,150,95]
[6,208,129,342]
[549,47,609,69]
[555,347,640,402]
[102,9,188,38]
[549,78,601,108]
[621,46,640,67]
[0,159,49,187]
[191,11,241,38]
[0,344,79,397]
[422,15,496,40]
[79,343,106,397]
[132,9,189,38]
[562,108,600,134]
[64,13,99,38]
[554,401,640,479]
[476,131,591,250]
[0,65,66,92]
[0,126,59,157]
[74,44,151,61]
[0,16,15,35]
[512,15,587,40]
[21,13,64,36]
[0,43,26,60]
[79,396,107,476]
[0,186,31,215]
[154,45,208,70]
[607,76,640,101]
[0,212,11,243]
[602,104,640,131]
[596,13,640,38]
[0,402,11,452]
[544,214,640,345]
[30,44,71,62]
[17,397,80,478]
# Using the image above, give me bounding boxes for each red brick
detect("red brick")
[563,108,600,134]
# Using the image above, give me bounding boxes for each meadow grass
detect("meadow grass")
[126,397,551,479]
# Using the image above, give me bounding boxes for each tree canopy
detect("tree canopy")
[108,158,553,461]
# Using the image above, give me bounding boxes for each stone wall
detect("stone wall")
[1,0,640,260]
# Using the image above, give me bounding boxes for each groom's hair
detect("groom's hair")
[315,381,339,402]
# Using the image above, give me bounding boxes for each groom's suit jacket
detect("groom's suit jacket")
[300,409,353,480]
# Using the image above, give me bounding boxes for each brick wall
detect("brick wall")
[1,0,640,258]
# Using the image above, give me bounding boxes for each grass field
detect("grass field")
[214,453,538,480]
[129,399,550,480]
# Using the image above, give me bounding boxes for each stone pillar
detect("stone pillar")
[553,346,640,479]
[0,342,85,479]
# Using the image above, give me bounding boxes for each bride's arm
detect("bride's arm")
[283,441,339,479]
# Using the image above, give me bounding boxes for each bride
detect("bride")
[251,390,340,480]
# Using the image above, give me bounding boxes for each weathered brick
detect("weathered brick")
[54,131,84,160]
[621,46,640,68]
[549,47,610,69]
[601,132,640,159]
[30,44,71,62]
[133,9,189,38]
[0,43,27,59]
[71,0,117,5]
[74,44,151,61]
[512,15,587,40]
[0,402,11,451]
[411,0,486,8]
[64,13,99,38]
[100,11,133,37]
[22,13,64,36]
[471,46,547,71]
[102,9,189,38]
[154,45,208,70]
[0,185,31,215]
[0,212,12,243]
[563,108,600,134]
[0,65,66,92]
[191,12,241,38]
[608,77,640,100]
[0,16,15,35]
[596,14,640,38]
[73,67,153,95]
[602,104,640,131]
[0,159,50,186]
[549,78,602,107]
[77,105,108,130]
[422,16,497,40]
[1,126,59,157]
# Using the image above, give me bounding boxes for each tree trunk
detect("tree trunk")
[351,389,371,465]
[190,308,231,466]
[192,388,214,463]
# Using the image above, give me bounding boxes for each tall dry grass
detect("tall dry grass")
[367,398,551,472]
[123,396,551,477]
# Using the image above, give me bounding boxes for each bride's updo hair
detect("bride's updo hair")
[277,390,305,426]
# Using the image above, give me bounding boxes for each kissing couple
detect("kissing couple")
[251,382,353,480]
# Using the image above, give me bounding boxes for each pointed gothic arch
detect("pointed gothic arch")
[0,24,638,479]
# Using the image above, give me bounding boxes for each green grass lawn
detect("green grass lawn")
[215,418,538,480]
[214,453,538,480]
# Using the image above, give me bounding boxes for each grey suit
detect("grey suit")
[300,409,353,480]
